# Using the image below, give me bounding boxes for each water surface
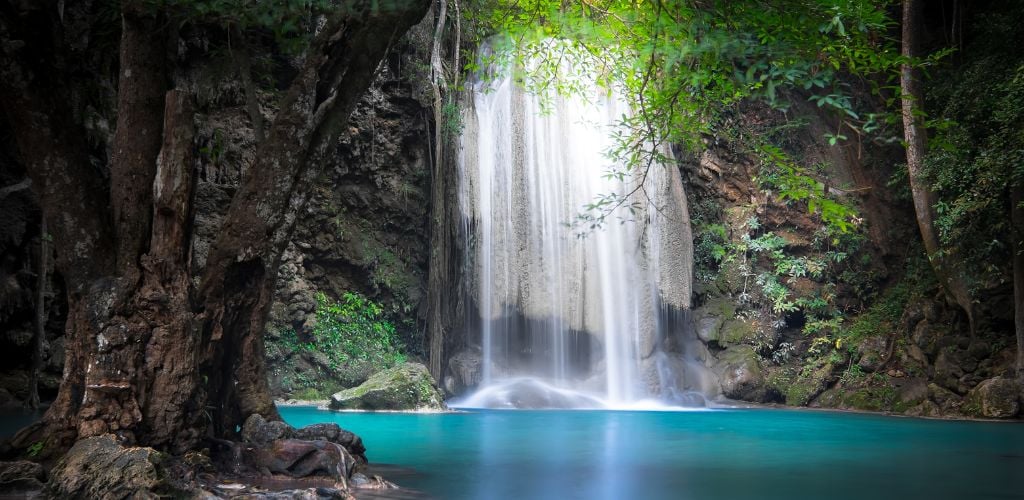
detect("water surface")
[281,406,1024,500]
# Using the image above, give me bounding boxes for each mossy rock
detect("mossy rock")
[964,377,1021,418]
[785,361,837,406]
[330,363,447,411]
[719,318,756,346]
[714,345,767,401]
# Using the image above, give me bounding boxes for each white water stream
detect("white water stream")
[455,52,711,409]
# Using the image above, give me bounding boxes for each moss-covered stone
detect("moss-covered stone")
[714,345,766,401]
[785,361,836,406]
[964,377,1021,418]
[719,318,756,345]
[330,363,447,411]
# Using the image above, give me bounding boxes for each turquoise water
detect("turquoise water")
[281,406,1024,499]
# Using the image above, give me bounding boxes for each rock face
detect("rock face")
[48,435,174,498]
[966,377,1021,418]
[330,363,446,411]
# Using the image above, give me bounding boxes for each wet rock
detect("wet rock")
[965,377,1021,418]
[444,348,483,395]
[0,460,45,494]
[330,363,446,411]
[243,414,295,446]
[48,434,178,498]
[256,439,356,481]
[294,424,366,463]
[713,345,766,402]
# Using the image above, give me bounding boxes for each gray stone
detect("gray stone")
[966,377,1021,418]
[713,345,766,402]
[242,413,295,446]
[330,363,446,411]
[48,435,177,498]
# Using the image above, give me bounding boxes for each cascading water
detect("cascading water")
[453,48,715,409]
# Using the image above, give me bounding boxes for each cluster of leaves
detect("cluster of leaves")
[268,291,407,392]
[465,0,906,228]
[310,291,407,371]
[923,5,1024,291]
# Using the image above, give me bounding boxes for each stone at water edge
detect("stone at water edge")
[242,414,367,463]
[965,377,1021,418]
[713,345,767,402]
[329,362,447,411]
[48,434,178,498]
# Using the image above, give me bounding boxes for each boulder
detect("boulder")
[928,382,962,414]
[965,377,1021,419]
[856,336,887,373]
[48,435,176,498]
[330,363,447,411]
[713,345,766,402]
[242,413,294,446]
[0,460,45,494]
[933,351,965,392]
[242,414,366,463]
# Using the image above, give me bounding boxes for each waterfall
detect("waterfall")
[453,50,711,409]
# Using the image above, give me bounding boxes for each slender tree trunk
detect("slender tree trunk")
[1012,186,1024,381]
[27,217,46,410]
[427,0,449,382]
[900,0,975,333]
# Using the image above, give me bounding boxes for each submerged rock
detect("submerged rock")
[330,363,446,411]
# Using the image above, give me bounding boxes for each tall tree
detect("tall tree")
[899,0,975,333]
[0,0,429,455]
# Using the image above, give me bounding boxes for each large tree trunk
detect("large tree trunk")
[900,0,975,333]
[1,0,430,456]
[27,216,46,410]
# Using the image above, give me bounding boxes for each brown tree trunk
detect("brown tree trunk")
[2,0,431,456]
[900,0,975,333]
[1012,186,1024,381]
[27,217,46,410]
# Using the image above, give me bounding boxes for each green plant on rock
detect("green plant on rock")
[312,291,407,373]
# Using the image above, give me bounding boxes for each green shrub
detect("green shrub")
[311,291,407,373]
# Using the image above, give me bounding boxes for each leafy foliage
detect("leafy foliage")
[922,5,1024,290]
[466,0,906,229]
[310,291,407,372]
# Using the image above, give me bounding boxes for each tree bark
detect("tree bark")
[900,0,975,333]
[2,0,431,455]
[27,216,46,410]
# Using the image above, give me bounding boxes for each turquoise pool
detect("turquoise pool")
[280,406,1024,499]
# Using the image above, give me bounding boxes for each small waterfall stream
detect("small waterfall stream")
[454,52,712,408]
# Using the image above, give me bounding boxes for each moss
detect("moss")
[785,361,836,406]
[720,318,756,345]
[329,362,446,411]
